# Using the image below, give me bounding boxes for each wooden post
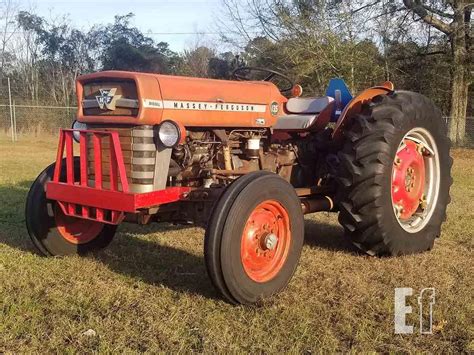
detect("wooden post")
[7,77,14,142]
[13,100,17,141]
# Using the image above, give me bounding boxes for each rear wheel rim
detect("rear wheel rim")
[391,127,440,233]
[54,205,104,244]
[240,200,291,283]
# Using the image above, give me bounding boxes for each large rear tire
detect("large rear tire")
[336,91,452,256]
[205,172,304,304]
[25,158,117,256]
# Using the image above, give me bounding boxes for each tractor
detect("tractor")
[25,67,452,304]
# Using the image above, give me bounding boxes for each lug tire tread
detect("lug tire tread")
[336,91,452,256]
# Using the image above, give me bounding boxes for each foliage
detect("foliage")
[12,11,96,105]
[401,0,472,145]
[0,2,471,134]
[90,13,180,74]
[207,52,237,79]
[217,0,471,140]
[178,46,216,77]
[1,12,182,105]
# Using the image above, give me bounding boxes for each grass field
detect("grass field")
[0,134,472,353]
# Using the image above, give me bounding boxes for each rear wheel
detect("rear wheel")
[205,172,304,304]
[336,91,452,256]
[25,158,117,256]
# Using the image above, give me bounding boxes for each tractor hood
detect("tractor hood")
[76,71,285,128]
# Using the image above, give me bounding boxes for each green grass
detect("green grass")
[0,134,473,352]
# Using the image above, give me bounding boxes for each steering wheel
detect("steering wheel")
[232,67,294,93]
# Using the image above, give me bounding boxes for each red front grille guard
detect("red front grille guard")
[46,129,191,225]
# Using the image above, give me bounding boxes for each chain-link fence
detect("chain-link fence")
[0,102,76,136]
[1,92,473,147]
[0,77,76,137]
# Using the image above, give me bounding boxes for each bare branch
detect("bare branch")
[391,50,447,61]
[351,0,382,15]
[421,3,454,19]
[403,0,453,35]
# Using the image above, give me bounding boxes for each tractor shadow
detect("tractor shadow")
[0,181,36,253]
[0,181,361,301]
[96,227,219,300]
[0,182,217,299]
[304,216,363,255]
[97,217,361,299]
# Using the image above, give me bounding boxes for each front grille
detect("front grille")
[82,79,139,117]
[87,126,157,193]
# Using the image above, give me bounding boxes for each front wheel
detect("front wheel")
[205,172,304,304]
[336,91,452,256]
[25,158,117,256]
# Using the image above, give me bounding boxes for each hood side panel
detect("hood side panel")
[76,71,284,128]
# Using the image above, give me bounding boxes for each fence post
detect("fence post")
[13,100,17,141]
[7,77,14,142]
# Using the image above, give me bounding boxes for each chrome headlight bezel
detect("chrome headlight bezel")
[156,120,181,148]
[71,120,88,143]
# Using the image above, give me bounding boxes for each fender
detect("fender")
[332,81,394,141]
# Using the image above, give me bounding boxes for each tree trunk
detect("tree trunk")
[448,1,470,146]
[448,59,468,146]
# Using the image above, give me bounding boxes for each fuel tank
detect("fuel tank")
[76,71,286,128]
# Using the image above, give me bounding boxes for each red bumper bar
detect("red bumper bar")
[46,129,190,224]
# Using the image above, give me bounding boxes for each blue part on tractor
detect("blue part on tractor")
[326,78,353,121]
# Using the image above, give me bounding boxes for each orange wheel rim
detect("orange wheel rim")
[391,139,426,220]
[240,200,291,283]
[54,205,104,245]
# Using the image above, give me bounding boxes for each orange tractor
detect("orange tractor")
[26,68,452,304]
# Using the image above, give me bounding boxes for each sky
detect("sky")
[21,0,222,52]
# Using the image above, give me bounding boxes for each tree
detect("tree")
[402,0,472,145]
[385,40,452,114]
[0,0,19,76]
[4,10,180,107]
[91,13,179,74]
[14,10,43,102]
[179,46,215,77]
[15,11,94,105]
[219,0,386,95]
[208,52,241,79]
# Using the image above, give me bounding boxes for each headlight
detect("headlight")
[71,120,88,143]
[156,120,181,148]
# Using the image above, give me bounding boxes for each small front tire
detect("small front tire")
[25,158,117,256]
[205,172,304,304]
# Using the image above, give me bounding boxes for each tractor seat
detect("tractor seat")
[286,96,334,114]
[274,96,334,130]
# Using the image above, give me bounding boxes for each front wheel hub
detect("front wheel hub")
[263,233,278,250]
[240,200,291,283]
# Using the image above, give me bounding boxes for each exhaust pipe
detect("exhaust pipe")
[301,196,334,214]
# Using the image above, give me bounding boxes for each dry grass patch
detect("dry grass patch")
[0,135,473,352]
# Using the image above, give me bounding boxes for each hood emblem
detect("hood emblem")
[270,102,279,116]
[96,88,121,110]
